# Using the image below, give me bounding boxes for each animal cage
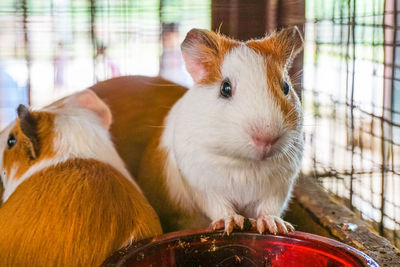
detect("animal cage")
[302,0,400,249]
[0,0,400,264]
[0,0,210,127]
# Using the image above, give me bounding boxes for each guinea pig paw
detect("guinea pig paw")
[211,219,225,231]
[256,215,294,235]
[211,214,246,235]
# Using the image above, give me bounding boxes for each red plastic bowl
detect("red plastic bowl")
[102,229,379,267]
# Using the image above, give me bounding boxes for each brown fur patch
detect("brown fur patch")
[0,158,162,266]
[265,61,299,129]
[17,105,40,159]
[246,27,303,66]
[246,27,303,128]
[181,29,239,85]
[92,76,187,177]
[2,111,56,181]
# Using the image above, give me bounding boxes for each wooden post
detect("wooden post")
[21,0,31,105]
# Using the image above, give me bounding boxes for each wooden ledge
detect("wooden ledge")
[286,176,400,266]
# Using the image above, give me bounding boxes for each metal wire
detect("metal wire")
[1,0,400,249]
[0,0,209,129]
[303,0,400,248]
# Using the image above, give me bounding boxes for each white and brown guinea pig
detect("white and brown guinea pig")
[93,26,304,235]
[0,90,162,266]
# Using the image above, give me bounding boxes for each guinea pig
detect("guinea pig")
[0,89,162,266]
[93,26,304,235]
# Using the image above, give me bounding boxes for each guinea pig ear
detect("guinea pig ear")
[268,26,304,66]
[17,104,40,160]
[181,28,238,84]
[247,26,303,67]
[66,89,112,129]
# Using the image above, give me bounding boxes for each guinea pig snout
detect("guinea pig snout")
[250,135,278,160]
[249,123,280,159]
[252,135,278,148]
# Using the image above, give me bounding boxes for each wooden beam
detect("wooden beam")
[291,176,400,266]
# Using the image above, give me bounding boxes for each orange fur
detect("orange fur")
[0,101,162,266]
[246,27,303,128]
[92,76,187,177]
[0,158,161,266]
[246,27,303,66]
[3,111,55,181]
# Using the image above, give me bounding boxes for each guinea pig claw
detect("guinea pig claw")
[225,220,235,235]
[285,221,295,232]
[257,215,294,235]
[211,219,225,231]
[257,219,266,234]
[211,215,247,235]
[233,214,245,230]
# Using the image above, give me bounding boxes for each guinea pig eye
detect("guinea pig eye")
[220,80,232,98]
[7,134,16,149]
[282,81,290,96]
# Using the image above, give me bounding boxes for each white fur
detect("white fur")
[49,106,136,186]
[161,45,304,224]
[0,93,139,203]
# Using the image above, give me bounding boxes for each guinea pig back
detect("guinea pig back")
[0,90,162,266]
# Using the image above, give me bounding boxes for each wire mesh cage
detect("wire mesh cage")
[302,0,400,248]
[0,0,210,128]
[0,0,400,249]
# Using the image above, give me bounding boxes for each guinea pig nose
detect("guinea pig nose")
[252,135,278,148]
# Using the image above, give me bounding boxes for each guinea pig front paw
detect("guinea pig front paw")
[211,214,247,235]
[256,215,294,235]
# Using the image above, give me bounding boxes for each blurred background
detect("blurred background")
[0,0,399,249]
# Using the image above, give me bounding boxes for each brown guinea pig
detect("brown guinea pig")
[0,89,162,266]
[93,27,304,235]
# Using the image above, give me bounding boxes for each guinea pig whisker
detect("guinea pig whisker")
[290,70,303,81]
